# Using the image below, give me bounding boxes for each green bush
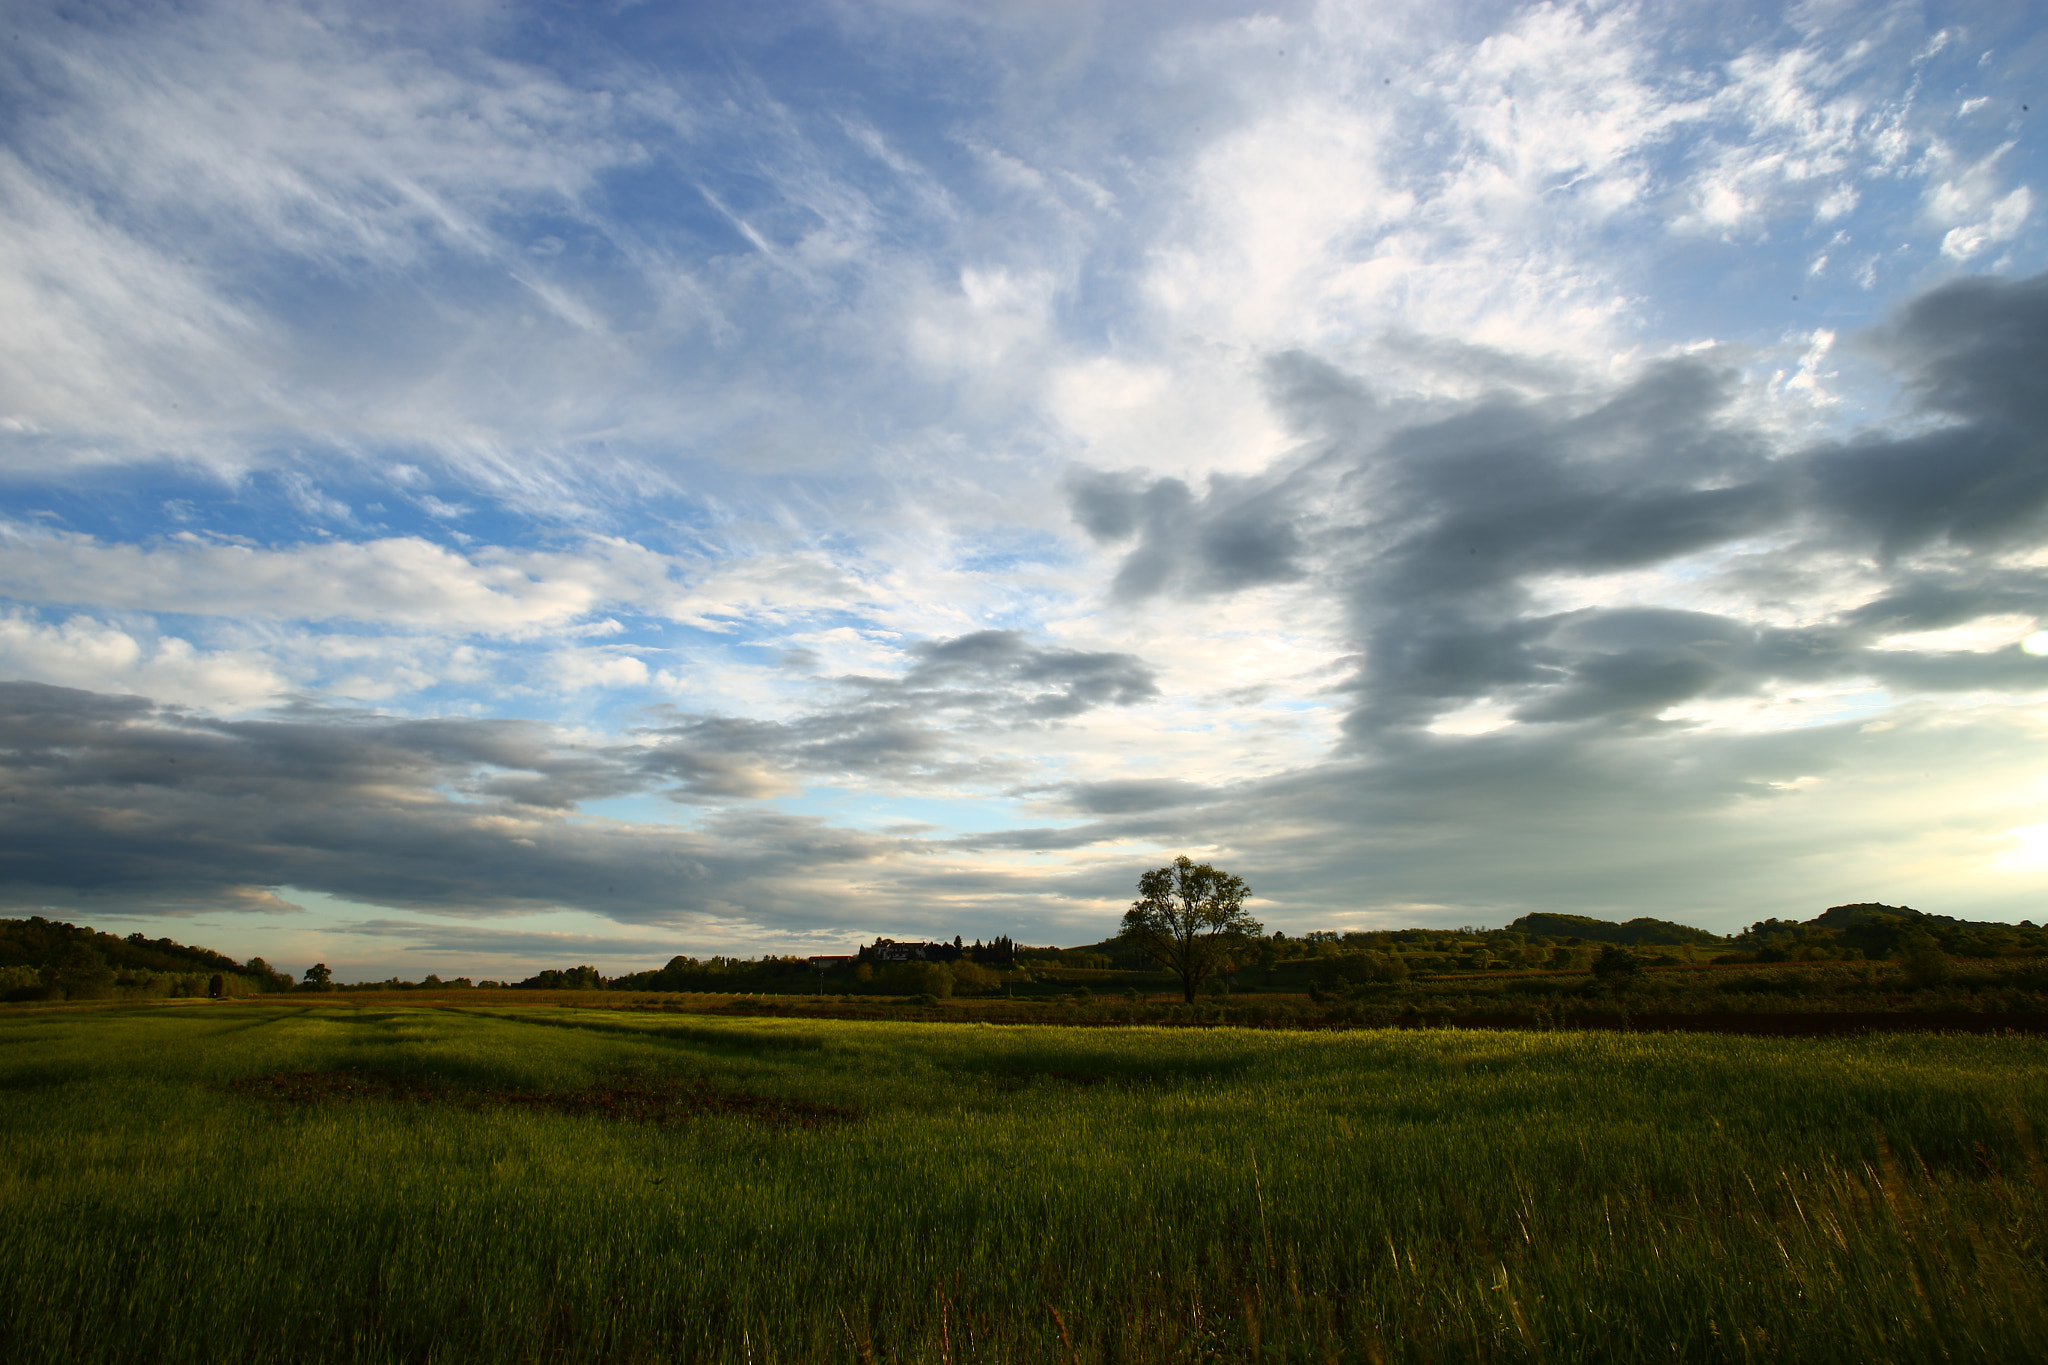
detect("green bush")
[1897,930,1954,989]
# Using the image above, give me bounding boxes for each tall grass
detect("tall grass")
[1,1004,2042,1362]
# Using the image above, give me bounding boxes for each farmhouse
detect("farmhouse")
[858,938,963,963]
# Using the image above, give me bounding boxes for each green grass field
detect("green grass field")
[2,1003,2044,1363]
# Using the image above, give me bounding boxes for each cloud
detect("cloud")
[1065,467,1307,599]
[899,630,1157,716]
[1941,187,2033,261]
[1016,273,2048,929]
[639,629,1160,798]
[0,610,288,708]
[17,266,2048,940]
[955,687,2048,929]
[0,679,886,924]
[0,524,680,633]
[1871,271,2048,424]
[0,620,1160,916]
[550,649,651,693]
[662,555,875,631]
[0,3,668,474]
[1069,272,2048,739]
[1816,272,2048,555]
[3,2,2047,961]
[330,920,697,962]
[1060,778,1215,815]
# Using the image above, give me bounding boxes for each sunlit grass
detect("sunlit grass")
[1,1003,2043,1362]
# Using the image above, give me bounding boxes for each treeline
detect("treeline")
[1507,912,1724,946]
[1734,903,2048,963]
[10,901,2048,1008]
[1232,903,2048,976]
[605,954,1013,998]
[853,935,1025,966]
[0,916,295,1003]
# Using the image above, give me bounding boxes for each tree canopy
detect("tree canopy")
[1119,856,1263,1002]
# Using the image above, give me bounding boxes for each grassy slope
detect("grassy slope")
[2,1003,2044,1363]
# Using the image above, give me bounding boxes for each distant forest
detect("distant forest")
[4,903,2047,1011]
[0,916,294,1002]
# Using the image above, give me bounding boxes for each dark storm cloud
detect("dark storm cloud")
[1864,648,2048,692]
[1074,271,2048,740]
[337,920,694,960]
[1336,358,1810,732]
[902,631,1157,716]
[1018,273,2048,931]
[0,624,1163,927]
[640,630,1158,798]
[1065,468,1154,542]
[1839,573,2048,634]
[0,683,638,813]
[1807,273,2048,557]
[1808,424,2048,558]
[961,705,1994,929]
[0,621,1157,924]
[1332,364,1790,732]
[0,680,928,922]
[1262,349,1378,438]
[0,680,916,925]
[1061,778,1213,814]
[1063,467,1307,599]
[0,622,1164,913]
[1879,272,2048,423]
[1511,646,1726,724]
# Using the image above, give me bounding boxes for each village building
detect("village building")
[857,937,964,963]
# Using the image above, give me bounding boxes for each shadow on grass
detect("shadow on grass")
[0,1062,90,1092]
[469,1008,834,1055]
[224,1068,858,1128]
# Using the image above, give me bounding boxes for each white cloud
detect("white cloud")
[1042,353,1290,481]
[293,633,497,702]
[551,649,651,691]
[1673,43,1870,235]
[662,555,875,632]
[1873,615,2039,654]
[0,5,669,475]
[0,611,286,708]
[1940,186,2032,260]
[1141,2,1678,368]
[0,147,272,466]
[0,524,672,634]
[903,266,1063,397]
[1771,327,1839,407]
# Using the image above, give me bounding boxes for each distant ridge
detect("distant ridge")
[1810,902,1934,928]
[1807,902,2037,932]
[1505,912,1725,946]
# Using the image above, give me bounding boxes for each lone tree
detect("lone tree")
[1120,856,1263,1002]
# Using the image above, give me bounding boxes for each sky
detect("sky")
[3,0,2047,982]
